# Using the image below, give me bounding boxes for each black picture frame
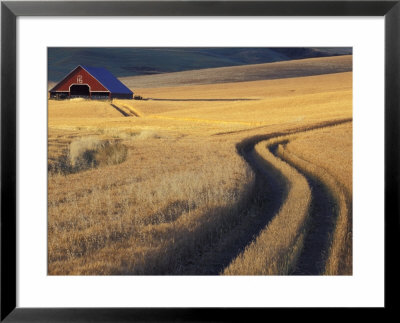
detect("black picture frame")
[1,0,399,321]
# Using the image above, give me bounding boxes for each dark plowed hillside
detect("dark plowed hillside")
[120,55,352,88]
[48,47,352,81]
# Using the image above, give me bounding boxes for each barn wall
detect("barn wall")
[51,66,108,92]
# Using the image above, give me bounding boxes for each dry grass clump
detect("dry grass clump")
[70,136,128,168]
[50,136,128,174]
[224,136,311,275]
[69,136,104,167]
[133,130,161,140]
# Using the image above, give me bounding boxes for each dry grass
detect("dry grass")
[285,123,352,195]
[133,72,352,124]
[113,100,145,117]
[279,123,353,274]
[48,135,255,274]
[48,99,123,118]
[48,60,352,275]
[224,137,311,275]
[68,136,127,170]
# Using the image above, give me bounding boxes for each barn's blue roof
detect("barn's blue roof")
[81,65,133,94]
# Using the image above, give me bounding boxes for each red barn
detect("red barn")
[49,65,133,100]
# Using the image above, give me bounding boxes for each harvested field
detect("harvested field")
[280,123,353,275]
[48,56,352,275]
[48,99,123,118]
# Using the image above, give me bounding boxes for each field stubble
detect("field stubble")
[281,123,352,274]
[48,67,352,275]
[48,135,255,274]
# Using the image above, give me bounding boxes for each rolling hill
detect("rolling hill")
[121,55,352,88]
[48,47,352,82]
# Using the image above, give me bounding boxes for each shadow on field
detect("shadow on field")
[164,133,291,275]
[110,104,131,117]
[189,135,290,275]
[146,98,260,102]
[269,140,338,275]
[289,171,337,275]
[144,200,195,226]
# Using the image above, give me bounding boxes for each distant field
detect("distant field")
[49,71,352,131]
[48,57,352,275]
[133,72,352,122]
[120,55,352,88]
[47,55,352,91]
[48,47,352,81]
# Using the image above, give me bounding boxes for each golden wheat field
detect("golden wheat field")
[48,60,352,275]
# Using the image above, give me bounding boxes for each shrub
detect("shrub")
[49,137,129,174]
[95,141,128,166]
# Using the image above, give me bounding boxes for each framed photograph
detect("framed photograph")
[1,0,399,321]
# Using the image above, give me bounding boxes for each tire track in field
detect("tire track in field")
[176,145,288,275]
[110,103,131,117]
[270,143,337,275]
[109,103,143,117]
[223,119,351,275]
[177,119,351,275]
